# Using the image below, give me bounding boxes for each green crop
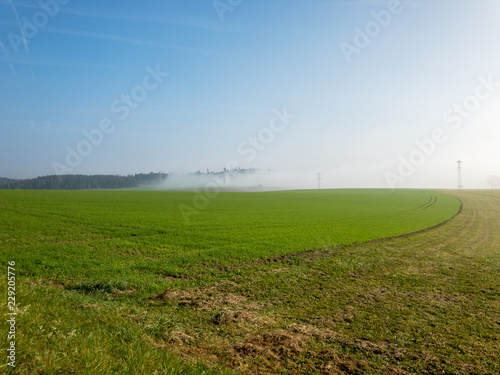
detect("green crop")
[0,189,460,291]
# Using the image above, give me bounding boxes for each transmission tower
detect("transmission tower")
[316,172,322,189]
[457,160,463,189]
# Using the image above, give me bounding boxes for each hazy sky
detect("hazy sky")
[1,0,499,189]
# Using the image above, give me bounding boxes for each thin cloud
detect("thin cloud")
[45,27,165,47]
[328,0,391,5]
[6,0,29,53]
[0,57,126,70]
[0,41,9,57]
[0,37,15,76]
[58,7,223,32]
[43,26,216,55]
[329,0,421,5]
[59,7,259,36]
[0,2,221,31]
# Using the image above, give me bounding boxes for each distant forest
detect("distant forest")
[0,169,257,190]
[0,172,167,190]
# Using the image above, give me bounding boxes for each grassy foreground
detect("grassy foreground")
[2,190,499,374]
[0,189,459,288]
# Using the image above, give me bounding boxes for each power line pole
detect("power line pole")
[316,172,321,189]
[457,160,463,189]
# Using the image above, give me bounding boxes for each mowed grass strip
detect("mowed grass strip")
[0,189,460,291]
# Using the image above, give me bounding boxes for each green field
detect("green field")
[1,189,459,289]
[2,189,499,374]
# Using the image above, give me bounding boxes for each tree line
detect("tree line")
[0,172,167,190]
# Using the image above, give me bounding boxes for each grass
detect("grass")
[2,189,498,374]
[0,189,459,288]
[0,280,231,375]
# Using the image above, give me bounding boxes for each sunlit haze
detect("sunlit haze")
[1,0,499,189]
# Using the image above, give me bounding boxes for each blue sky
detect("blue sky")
[1,0,499,188]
